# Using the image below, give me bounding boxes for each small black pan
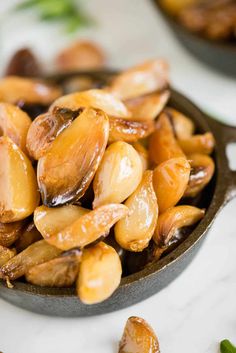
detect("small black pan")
[151,1,236,76]
[0,71,236,317]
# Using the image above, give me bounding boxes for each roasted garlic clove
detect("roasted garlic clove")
[50,89,130,118]
[55,40,105,71]
[132,142,149,172]
[93,141,143,207]
[0,136,39,223]
[37,108,109,206]
[0,102,31,155]
[0,240,61,280]
[149,112,185,166]
[25,249,82,287]
[125,90,170,121]
[0,76,61,105]
[165,107,194,139]
[109,59,169,100]
[115,171,158,252]
[34,205,89,239]
[109,117,155,143]
[15,222,42,252]
[185,153,215,197]
[0,245,16,267]
[5,48,41,77]
[153,205,205,247]
[42,204,129,251]
[178,132,215,155]
[153,157,191,213]
[77,242,122,304]
[119,316,160,353]
[26,107,82,160]
[0,220,26,247]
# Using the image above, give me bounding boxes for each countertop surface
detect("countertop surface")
[0,1,236,352]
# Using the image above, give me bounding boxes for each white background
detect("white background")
[0,1,236,352]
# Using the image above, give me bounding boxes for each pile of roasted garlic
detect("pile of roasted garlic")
[0,59,215,304]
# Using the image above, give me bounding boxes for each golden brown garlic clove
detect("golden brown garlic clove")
[178,132,215,155]
[149,112,185,166]
[77,242,122,304]
[55,40,105,72]
[125,90,170,121]
[185,153,215,197]
[50,89,130,118]
[25,249,82,287]
[93,141,143,208]
[34,204,89,239]
[164,107,194,139]
[15,222,42,252]
[0,240,61,280]
[0,102,31,155]
[119,316,160,353]
[109,59,169,100]
[153,205,205,247]
[115,171,158,252]
[0,220,26,247]
[109,117,155,143]
[26,107,82,160]
[132,142,149,172]
[0,245,16,267]
[0,76,61,105]
[153,157,191,213]
[41,204,129,251]
[0,136,39,223]
[37,108,109,206]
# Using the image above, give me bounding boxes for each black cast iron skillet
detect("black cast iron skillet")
[151,1,236,76]
[0,70,236,317]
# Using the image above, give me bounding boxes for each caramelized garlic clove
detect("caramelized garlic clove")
[153,157,191,213]
[153,205,205,246]
[109,117,155,143]
[0,76,61,105]
[125,90,170,121]
[109,59,169,100]
[25,250,82,287]
[115,171,158,252]
[50,89,130,118]
[185,153,215,197]
[132,142,149,172]
[0,220,26,247]
[0,136,39,223]
[0,245,16,267]
[165,107,194,139]
[93,141,143,208]
[149,112,185,166]
[178,132,215,155]
[15,221,42,252]
[119,316,160,353]
[26,107,82,160]
[43,204,129,251]
[37,108,109,206]
[0,240,61,280]
[0,102,31,155]
[77,242,122,304]
[34,204,89,239]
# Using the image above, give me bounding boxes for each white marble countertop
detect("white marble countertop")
[0,1,236,352]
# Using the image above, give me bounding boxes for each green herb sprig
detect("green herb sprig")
[15,0,92,33]
[220,340,236,353]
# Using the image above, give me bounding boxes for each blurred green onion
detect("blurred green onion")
[14,0,92,33]
[220,340,236,353]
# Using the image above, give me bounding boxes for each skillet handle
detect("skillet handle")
[206,115,236,202]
